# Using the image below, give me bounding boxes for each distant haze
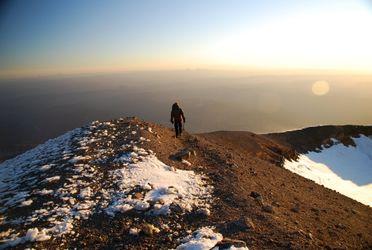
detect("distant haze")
[1,0,372,78]
[0,70,371,159]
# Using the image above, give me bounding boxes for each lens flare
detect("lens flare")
[312,81,330,96]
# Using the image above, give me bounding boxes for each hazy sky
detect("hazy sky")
[1,0,372,77]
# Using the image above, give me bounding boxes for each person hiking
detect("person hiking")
[170,102,186,138]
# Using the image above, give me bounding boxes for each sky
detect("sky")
[0,0,372,78]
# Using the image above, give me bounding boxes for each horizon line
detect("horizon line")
[1,66,372,81]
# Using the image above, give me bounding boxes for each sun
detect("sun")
[312,81,330,96]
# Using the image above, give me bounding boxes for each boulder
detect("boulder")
[133,192,143,200]
[224,217,255,233]
[250,191,261,199]
[215,238,247,249]
[262,204,274,213]
[291,204,300,213]
[171,148,196,161]
[142,223,160,236]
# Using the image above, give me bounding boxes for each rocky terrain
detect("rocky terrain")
[0,117,371,249]
[266,125,372,154]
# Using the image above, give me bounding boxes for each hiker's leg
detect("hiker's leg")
[176,121,182,137]
[174,123,178,137]
[179,122,183,135]
[177,122,181,137]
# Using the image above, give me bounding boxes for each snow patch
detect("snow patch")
[69,155,91,164]
[176,227,223,250]
[43,176,60,183]
[129,227,140,235]
[25,228,51,242]
[106,154,211,216]
[20,199,33,207]
[306,135,372,185]
[79,187,92,199]
[0,228,51,248]
[0,119,215,249]
[284,135,372,206]
[39,164,53,171]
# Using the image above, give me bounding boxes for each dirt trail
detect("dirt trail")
[1,118,371,249]
[140,120,372,249]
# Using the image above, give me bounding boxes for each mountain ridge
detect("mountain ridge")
[266,124,372,154]
[0,118,371,249]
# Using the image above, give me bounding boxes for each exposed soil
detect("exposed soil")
[2,118,372,249]
[194,129,372,249]
[266,125,372,154]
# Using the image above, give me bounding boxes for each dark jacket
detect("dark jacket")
[171,107,185,123]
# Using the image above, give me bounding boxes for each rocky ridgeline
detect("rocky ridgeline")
[0,118,248,249]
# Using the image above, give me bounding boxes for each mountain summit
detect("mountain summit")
[0,118,371,249]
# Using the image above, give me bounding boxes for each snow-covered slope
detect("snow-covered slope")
[1,119,372,249]
[284,135,372,206]
[0,119,249,249]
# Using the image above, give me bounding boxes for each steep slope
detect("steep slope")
[266,126,372,207]
[196,130,372,249]
[266,125,372,154]
[197,131,296,166]
[0,118,221,249]
[0,118,371,249]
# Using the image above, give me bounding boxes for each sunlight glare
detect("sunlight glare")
[205,6,372,71]
[312,81,330,96]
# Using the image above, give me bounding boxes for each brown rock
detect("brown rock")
[142,223,160,236]
[262,204,274,213]
[250,191,261,199]
[133,192,143,200]
[216,238,247,249]
[335,223,347,230]
[227,217,255,233]
[291,204,300,213]
[172,148,193,160]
